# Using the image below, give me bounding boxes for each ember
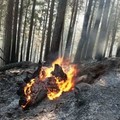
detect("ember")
[17,58,78,109]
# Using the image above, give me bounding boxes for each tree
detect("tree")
[0,0,4,31]
[82,0,97,59]
[116,44,120,57]
[109,0,120,57]
[95,0,111,59]
[50,0,68,61]
[4,0,14,64]
[16,0,24,61]
[26,0,36,61]
[44,0,55,61]
[39,0,50,61]
[103,0,115,57]
[64,0,79,59]
[74,0,94,62]
[85,0,104,60]
[20,0,30,61]
[11,0,19,63]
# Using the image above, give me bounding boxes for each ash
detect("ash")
[0,66,120,120]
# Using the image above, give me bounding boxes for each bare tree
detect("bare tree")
[95,0,111,60]
[44,0,55,61]
[64,0,79,59]
[50,0,67,61]
[16,0,24,61]
[74,0,94,62]
[109,0,120,57]
[39,0,50,61]
[20,0,30,61]
[85,0,104,60]
[11,0,19,63]
[26,0,36,61]
[4,0,14,64]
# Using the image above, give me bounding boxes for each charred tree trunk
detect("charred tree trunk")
[64,0,78,59]
[16,0,24,62]
[85,0,104,60]
[83,0,97,59]
[103,0,115,57]
[30,19,36,61]
[20,0,30,61]
[26,0,36,61]
[39,0,50,61]
[4,0,14,64]
[95,0,111,60]
[0,9,3,31]
[11,0,19,63]
[50,0,67,61]
[44,0,55,61]
[109,0,120,57]
[74,0,93,62]
[116,45,120,57]
[0,0,3,31]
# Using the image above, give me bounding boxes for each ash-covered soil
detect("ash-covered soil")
[0,65,120,120]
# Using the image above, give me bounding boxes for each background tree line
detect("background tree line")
[0,0,120,65]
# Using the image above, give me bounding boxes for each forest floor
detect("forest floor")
[0,59,120,120]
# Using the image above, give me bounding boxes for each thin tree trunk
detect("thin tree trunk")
[44,0,55,61]
[0,9,3,31]
[50,0,67,61]
[85,0,104,60]
[74,0,93,62]
[11,0,19,63]
[16,0,24,62]
[20,0,30,61]
[95,0,111,60]
[103,0,115,57]
[4,0,14,64]
[109,0,120,57]
[83,0,97,59]
[30,19,36,61]
[39,0,50,61]
[0,0,3,31]
[26,0,36,61]
[64,0,78,59]
[116,42,120,57]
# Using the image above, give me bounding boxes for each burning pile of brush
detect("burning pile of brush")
[17,58,78,110]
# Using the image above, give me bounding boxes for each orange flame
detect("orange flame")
[22,58,78,108]
[22,79,35,109]
[39,58,78,100]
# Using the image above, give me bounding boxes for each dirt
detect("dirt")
[0,63,120,120]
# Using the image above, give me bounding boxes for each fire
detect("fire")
[39,58,78,100]
[39,57,63,79]
[22,58,78,109]
[22,79,35,109]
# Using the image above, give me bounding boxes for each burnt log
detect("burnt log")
[51,64,67,80]
[17,58,120,110]
[18,78,47,110]
[0,61,37,71]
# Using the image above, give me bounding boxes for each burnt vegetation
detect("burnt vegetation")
[1,0,120,119]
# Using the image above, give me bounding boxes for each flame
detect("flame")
[22,58,78,109]
[39,58,78,100]
[21,79,35,109]
[39,57,63,79]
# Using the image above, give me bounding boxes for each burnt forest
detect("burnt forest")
[0,0,120,120]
